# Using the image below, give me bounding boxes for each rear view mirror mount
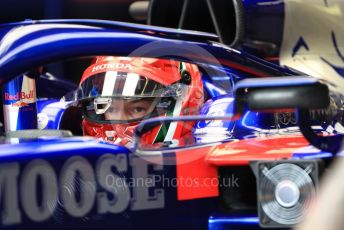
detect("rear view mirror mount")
[132,115,238,150]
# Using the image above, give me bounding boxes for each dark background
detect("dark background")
[0,0,148,85]
[0,0,142,24]
[0,0,231,85]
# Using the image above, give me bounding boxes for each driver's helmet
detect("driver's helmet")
[78,56,204,146]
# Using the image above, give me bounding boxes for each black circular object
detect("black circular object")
[180,70,191,85]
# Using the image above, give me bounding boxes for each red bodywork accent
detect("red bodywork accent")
[175,146,219,201]
[218,58,270,78]
[265,57,280,61]
[205,135,310,166]
[173,135,310,200]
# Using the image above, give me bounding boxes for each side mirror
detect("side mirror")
[234,76,344,154]
[234,76,330,115]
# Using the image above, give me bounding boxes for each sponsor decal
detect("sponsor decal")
[92,63,133,72]
[4,90,34,101]
[11,101,29,108]
[0,154,164,226]
[4,90,35,107]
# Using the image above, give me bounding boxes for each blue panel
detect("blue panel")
[209,215,260,230]
[36,73,77,98]
[234,76,317,90]
[292,151,333,159]
[203,80,228,97]
[36,99,65,129]
[0,20,296,87]
[0,19,218,42]
[0,137,129,160]
[0,137,220,229]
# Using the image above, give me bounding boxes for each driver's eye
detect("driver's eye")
[132,107,146,113]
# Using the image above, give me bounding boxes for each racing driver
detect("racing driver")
[77,56,204,147]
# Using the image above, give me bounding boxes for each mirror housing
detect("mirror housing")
[234,76,344,154]
[234,76,330,115]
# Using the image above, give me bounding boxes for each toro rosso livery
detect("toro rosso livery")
[0,18,343,230]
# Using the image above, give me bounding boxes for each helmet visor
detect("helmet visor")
[74,71,183,101]
[82,97,176,124]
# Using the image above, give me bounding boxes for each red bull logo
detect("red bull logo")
[11,101,29,107]
[4,90,35,101]
[3,75,37,131]
[4,90,35,107]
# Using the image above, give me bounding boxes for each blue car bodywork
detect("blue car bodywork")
[0,19,340,230]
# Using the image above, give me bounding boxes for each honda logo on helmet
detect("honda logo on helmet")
[92,63,133,72]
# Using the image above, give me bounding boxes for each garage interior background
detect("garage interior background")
[0,0,142,24]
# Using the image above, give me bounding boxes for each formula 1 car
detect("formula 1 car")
[0,19,343,230]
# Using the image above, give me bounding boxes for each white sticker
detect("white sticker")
[37,113,49,130]
[280,0,344,92]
